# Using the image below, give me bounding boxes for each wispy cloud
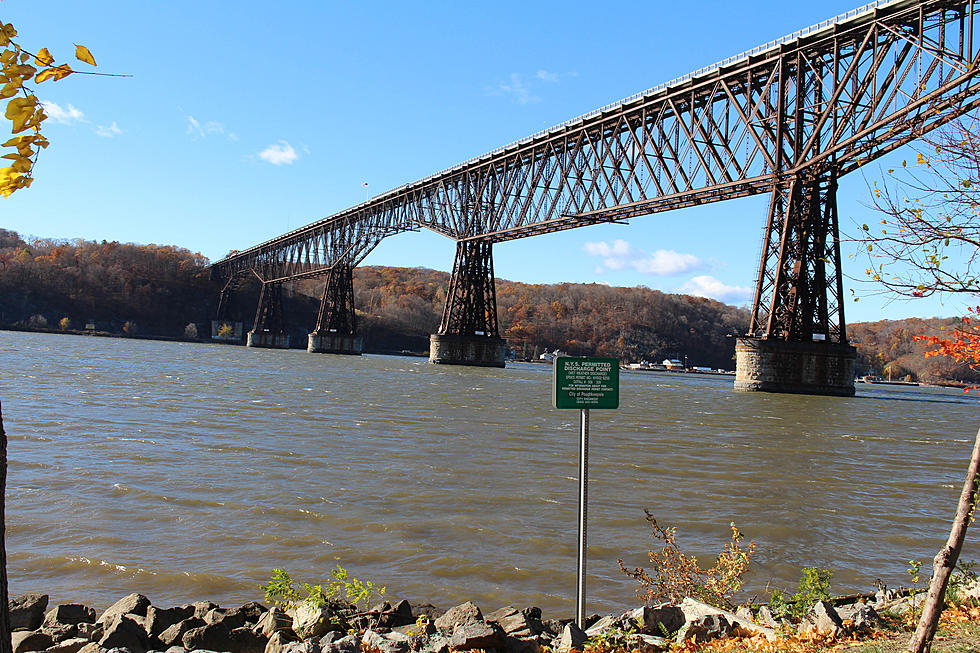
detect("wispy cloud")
[41,101,85,125]
[258,140,299,165]
[488,73,539,105]
[679,275,752,304]
[186,115,232,140]
[95,121,122,138]
[584,239,705,276]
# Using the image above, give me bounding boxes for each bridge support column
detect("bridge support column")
[308,264,362,355]
[430,239,506,367]
[737,169,855,396]
[247,281,291,349]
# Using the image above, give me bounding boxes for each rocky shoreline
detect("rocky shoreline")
[8,581,980,653]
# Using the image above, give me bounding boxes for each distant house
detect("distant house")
[539,349,565,362]
[663,359,684,370]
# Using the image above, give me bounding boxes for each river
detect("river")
[1,330,977,617]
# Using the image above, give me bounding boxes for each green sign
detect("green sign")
[552,357,620,409]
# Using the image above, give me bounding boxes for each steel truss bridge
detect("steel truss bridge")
[210,0,980,381]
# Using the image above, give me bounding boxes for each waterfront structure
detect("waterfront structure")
[209,0,980,394]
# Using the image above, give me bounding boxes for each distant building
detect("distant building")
[663,359,684,370]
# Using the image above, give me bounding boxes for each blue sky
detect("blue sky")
[0,0,967,323]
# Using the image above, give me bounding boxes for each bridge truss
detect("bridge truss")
[210,0,980,366]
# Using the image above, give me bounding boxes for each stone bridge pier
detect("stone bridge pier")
[308,263,362,355]
[429,239,506,367]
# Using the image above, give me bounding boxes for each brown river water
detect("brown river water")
[1,330,978,617]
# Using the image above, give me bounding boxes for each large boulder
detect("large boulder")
[679,597,775,641]
[632,604,685,636]
[207,607,248,630]
[192,600,220,619]
[182,621,233,651]
[434,602,482,634]
[555,622,586,653]
[11,630,54,653]
[9,594,49,631]
[43,605,96,628]
[158,616,206,647]
[376,599,415,629]
[801,600,844,636]
[264,630,299,653]
[97,593,151,625]
[240,602,270,623]
[487,606,535,638]
[292,604,338,640]
[362,629,412,653]
[679,614,732,644]
[321,633,361,653]
[45,637,90,653]
[449,620,505,650]
[98,613,149,653]
[228,626,269,653]
[254,607,294,637]
[145,605,194,637]
[627,633,669,652]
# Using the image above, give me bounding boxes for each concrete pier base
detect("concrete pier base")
[734,337,856,396]
[429,334,506,368]
[246,331,291,349]
[307,333,362,355]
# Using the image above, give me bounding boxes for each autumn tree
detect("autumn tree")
[858,115,980,653]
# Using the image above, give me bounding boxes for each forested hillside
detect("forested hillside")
[1,228,973,381]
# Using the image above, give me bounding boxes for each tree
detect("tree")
[859,118,980,653]
[0,21,97,198]
[861,114,980,298]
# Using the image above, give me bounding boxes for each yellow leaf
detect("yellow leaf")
[18,52,28,64]
[11,156,31,173]
[0,83,18,98]
[35,68,57,84]
[49,64,73,81]
[35,48,54,66]
[1,24,18,40]
[74,44,96,66]
[1,50,16,64]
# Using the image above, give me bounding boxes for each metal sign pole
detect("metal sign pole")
[576,407,590,629]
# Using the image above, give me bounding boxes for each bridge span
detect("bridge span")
[209,0,980,396]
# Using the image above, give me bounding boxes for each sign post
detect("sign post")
[552,356,619,628]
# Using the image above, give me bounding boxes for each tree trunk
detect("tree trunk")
[909,423,980,653]
[0,401,11,653]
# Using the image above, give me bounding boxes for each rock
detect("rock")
[320,633,360,653]
[627,633,668,651]
[411,604,445,622]
[44,637,91,653]
[77,622,101,641]
[555,623,586,653]
[145,606,194,638]
[434,602,482,634]
[362,629,411,653]
[756,605,780,628]
[228,626,269,653]
[207,608,247,631]
[679,597,775,641]
[97,594,152,625]
[583,614,617,639]
[837,604,881,632]
[240,603,269,624]
[73,644,101,653]
[424,634,452,653]
[99,614,149,653]
[12,630,55,653]
[279,642,322,653]
[255,608,293,638]
[801,600,844,636]
[377,600,414,629]
[487,607,535,638]
[264,631,299,653]
[292,604,339,641]
[735,607,753,623]
[192,601,220,619]
[10,594,50,631]
[636,604,685,636]
[449,620,505,650]
[539,619,565,637]
[158,617,206,648]
[39,624,78,644]
[44,605,97,628]
[182,621,233,651]
[679,614,732,644]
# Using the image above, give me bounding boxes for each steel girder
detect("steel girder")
[438,240,500,338]
[313,264,357,336]
[209,0,980,281]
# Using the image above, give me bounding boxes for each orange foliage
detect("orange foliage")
[915,306,980,377]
